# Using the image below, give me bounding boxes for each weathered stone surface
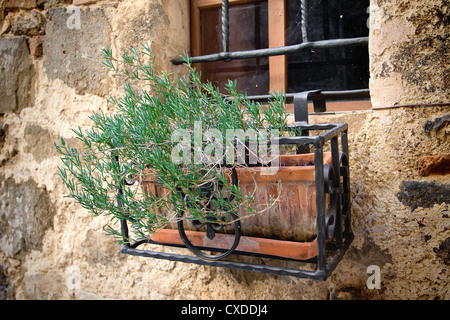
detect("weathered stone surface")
[37,0,71,9]
[397,181,450,212]
[424,113,450,136]
[0,122,6,150]
[43,7,112,97]
[369,0,449,108]
[23,124,58,163]
[417,154,450,176]
[0,13,13,36]
[82,230,125,268]
[22,272,63,299]
[112,0,190,91]
[3,0,37,9]
[0,38,34,113]
[0,175,55,257]
[11,10,46,36]
[0,0,449,301]
[434,237,450,265]
[0,264,9,300]
[29,35,44,57]
[73,0,98,5]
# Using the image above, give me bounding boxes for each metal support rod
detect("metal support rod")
[221,0,229,52]
[340,130,352,235]
[301,0,308,43]
[113,152,130,243]
[247,88,370,102]
[172,36,369,65]
[293,92,311,154]
[314,143,326,271]
[121,245,324,279]
[330,136,343,248]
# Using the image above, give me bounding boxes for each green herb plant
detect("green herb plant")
[55,44,299,244]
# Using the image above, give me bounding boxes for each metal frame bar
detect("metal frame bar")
[301,0,308,43]
[172,36,368,65]
[229,89,370,122]
[221,0,229,52]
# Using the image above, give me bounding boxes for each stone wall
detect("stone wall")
[368,0,449,108]
[0,0,448,300]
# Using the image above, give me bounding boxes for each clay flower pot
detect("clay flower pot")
[143,152,333,261]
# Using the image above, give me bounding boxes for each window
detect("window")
[286,1,369,93]
[187,0,371,110]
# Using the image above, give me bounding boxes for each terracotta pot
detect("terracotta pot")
[236,152,331,242]
[141,152,332,260]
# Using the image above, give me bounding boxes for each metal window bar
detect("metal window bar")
[301,0,308,43]
[244,89,370,121]
[221,0,229,53]
[172,36,369,65]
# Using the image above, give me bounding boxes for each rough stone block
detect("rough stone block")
[0,122,6,150]
[434,237,450,265]
[29,35,44,57]
[3,0,37,9]
[397,181,450,212]
[417,155,450,176]
[23,124,58,162]
[43,7,111,97]
[36,0,71,9]
[0,13,13,36]
[369,1,448,108]
[0,175,55,257]
[72,0,98,5]
[11,10,46,36]
[0,38,34,113]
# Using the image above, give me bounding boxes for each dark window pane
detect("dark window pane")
[287,0,369,92]
[200,1,269,95]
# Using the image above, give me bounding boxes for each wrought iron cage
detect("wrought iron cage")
[117,88,355,279]
[118,0,365,279]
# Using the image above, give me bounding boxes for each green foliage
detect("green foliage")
[55,44,299,244]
